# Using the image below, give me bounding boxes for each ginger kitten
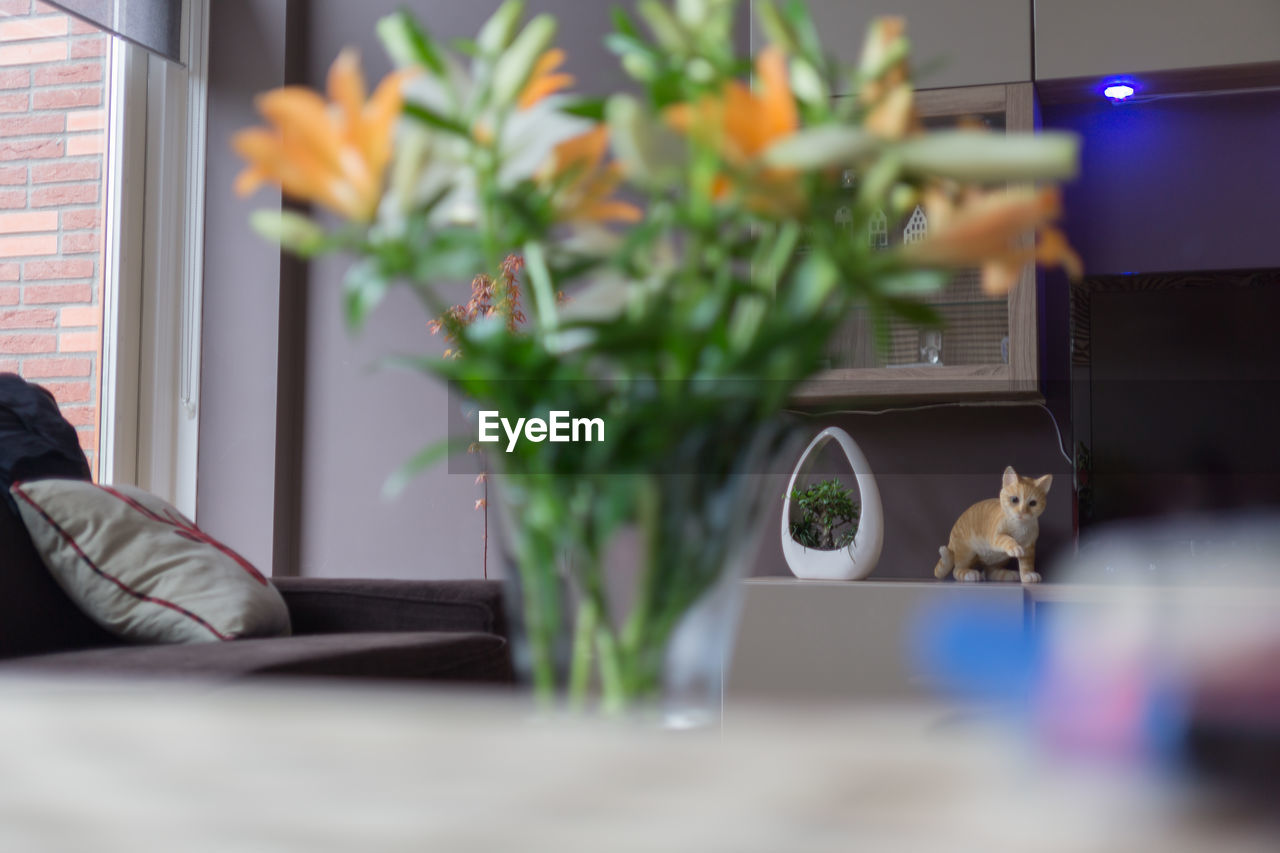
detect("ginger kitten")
[934,467,1052,584]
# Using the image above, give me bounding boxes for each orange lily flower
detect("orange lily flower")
[518,48,575,110]
[540,125,643,225]
[233,49,411,223]
[902,187,1083,294]
[664,46,801,212]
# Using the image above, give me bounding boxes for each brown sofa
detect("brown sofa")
[0,503,515,684]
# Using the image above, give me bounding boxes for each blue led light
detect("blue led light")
[1104,83,1135,101]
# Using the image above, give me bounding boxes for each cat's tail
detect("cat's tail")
[933,546,954,579]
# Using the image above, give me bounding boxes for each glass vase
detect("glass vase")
[493,417,801,724]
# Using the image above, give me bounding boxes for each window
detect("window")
[1,1,111,471]
[0,0,207,514]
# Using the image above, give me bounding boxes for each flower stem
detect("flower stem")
[567,597,598,710]
[595,623,626,713]
[516,533,561,707]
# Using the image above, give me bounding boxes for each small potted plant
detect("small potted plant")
[780,427,883,581]
[789,479,860,551]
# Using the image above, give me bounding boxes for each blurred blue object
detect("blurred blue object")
[909,599,1041,706]
[910,595,1188,766]
[912,512,1280,784]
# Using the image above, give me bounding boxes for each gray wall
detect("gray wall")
[198,0,288,572]
[1035,0,1280,80]
[750,0,1032,90]
[198,2,1276,584]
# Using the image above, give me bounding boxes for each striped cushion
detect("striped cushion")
[11,480,290,644]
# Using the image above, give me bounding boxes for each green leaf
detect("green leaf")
[753,1,798,56]
[450,37,481,58]
[477,0,527,55]
[751,221,800,293]
[762,125,878,171]
[899,131,1081,182]
[383,438,460,499]
[606,93,685,185]
[637,0,689,53]
[784,254,838,316]
[604,32,658,60]
[611,6,642,40]
[788,56,828,107]
[410,229,485,283]
[561,97,608,121]
[856,151,901,209]
[249,210,327,257]
[605,94,649,179]
[523,241,558,332]
[556,276,629,325]
[403,102,471,137]
[620,51,659,83]
[491,13,557,108]
[878,268,949,297]
[343,259,390,333]
[377,10,446,74]
[675,0,710,28]
[779,0,825,66]
[858,27,909,81]
[407,183,456,223]
[728,294,768,355]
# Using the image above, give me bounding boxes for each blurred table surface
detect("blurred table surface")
[0,677,1275,853]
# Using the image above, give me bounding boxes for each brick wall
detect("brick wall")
[0,0,106,472]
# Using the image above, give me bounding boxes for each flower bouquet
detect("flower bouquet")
[234,0,1080,715]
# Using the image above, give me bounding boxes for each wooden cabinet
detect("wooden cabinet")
[728,579,1026,702]
[729,579,1280,706]
[1035,0,1280,81]
[795,83,1041,406]
[751,0,1032,91]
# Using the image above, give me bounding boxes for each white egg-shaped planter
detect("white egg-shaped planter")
[781,427,884,580]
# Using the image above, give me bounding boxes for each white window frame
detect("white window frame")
[98,0,209,517]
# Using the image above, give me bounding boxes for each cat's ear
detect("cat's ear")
[1002,466,1018,488]
[1035,474,1053,493]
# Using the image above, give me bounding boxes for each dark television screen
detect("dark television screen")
[1071,269,1280,528]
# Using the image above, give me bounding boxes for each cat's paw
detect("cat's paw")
[957,569,983,583]
[1020,572,1042,584]
[1005,544,1025,558]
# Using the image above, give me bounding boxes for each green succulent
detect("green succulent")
[790,479,860,551]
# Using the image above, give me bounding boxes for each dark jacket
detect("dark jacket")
[0,373,92,512]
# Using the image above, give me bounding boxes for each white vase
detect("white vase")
[780,427,884,581]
